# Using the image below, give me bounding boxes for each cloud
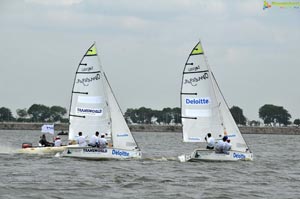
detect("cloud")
[1,0,299,121]
[25,0,82,6]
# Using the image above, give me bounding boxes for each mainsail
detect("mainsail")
[68,44,111,141]
[180,41,249,152]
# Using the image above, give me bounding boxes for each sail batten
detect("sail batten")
[69,114,85,118]
[181,92,197,95]
[76,71,101,74]
[72,91,88,94]
[183,70,209,74]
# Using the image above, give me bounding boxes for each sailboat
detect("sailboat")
[17,124,67,154]
[61,43,141,160]
[178,41,253,162]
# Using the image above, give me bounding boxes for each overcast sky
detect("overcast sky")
[0,0,299,121]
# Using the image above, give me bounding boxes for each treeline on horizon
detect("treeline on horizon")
[0,103,300,127]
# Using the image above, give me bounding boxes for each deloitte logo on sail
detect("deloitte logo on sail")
[185,97,210,105]
[112,149,129,157]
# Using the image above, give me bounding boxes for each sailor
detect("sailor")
[98,133,108,149]
[223,139,232,154]
[215,136,228,153]
[89,131,100,147]
[205,133,215,150]
[54,136,62,147]
[76,132,87,147]
[39,134,53,147]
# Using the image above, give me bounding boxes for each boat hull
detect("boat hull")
[179,148,253,162]
[16,146,67,154]
[61,146,142,160]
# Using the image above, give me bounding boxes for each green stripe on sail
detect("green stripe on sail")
[191,43,203,55]
[86,45,97,55]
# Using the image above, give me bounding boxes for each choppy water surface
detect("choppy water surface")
[0,130,299,198]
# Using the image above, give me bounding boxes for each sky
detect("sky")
[0,0,299,121]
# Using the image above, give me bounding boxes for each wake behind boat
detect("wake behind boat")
[178,41,253,162]
[60,43,141,160]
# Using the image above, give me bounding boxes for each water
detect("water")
[0,130,299,199]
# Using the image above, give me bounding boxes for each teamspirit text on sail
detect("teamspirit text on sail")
[76,73,100,86]
[184,72,209,86]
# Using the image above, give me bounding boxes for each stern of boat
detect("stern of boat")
[186,148,253,162]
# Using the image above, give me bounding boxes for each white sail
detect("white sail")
[68,44,111,141]
[180,41,249,152]
[211,73,248,152]
[181,42,223,142]
[103,73,138,150]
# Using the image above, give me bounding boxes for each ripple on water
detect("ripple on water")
[1,131,300,198]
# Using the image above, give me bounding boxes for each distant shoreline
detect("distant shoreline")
[0,122,300,135]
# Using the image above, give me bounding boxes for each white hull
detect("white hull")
[16,146,67,154]
[61,146,142,160]
[179,148,253,162]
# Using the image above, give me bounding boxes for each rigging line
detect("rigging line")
[69,114,85,118]
[76,71,101,74]
[183,70,209,74]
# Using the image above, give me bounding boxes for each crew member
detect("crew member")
[89,131,100,147]
[205,133,215,150]
[76,132,87,147]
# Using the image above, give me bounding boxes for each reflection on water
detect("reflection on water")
[0,130,299,198]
